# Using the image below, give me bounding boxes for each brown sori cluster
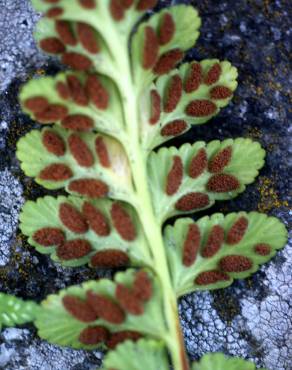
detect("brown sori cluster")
[32,200,137,265]
[183,216,272,286]
[61,270,152,346]
[110,0,158,20]
[164,146,240,211]
[148,62,233,137]
[142,11,181,75]
[24,73,109,132]
[40,129,112,197]
[166,156,183,196]
[44,0,157,31]
[41,7,100,70]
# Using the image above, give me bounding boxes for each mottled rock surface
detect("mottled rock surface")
[0,0,291,369]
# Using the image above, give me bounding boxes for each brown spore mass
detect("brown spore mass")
[226,217,248,245]
[158,13,175,45]
[207,173,240,193]
[24,97,49,113]
[77,22,100,53]
[66,75,89,106]
[120,0,134,8]
[61,115,94,131]
[68,134,94,168]
[85,75,109,110]
[254,243,271,256]
[110,0,125,21]
[62,295,97,322]
[210,86,233,100]
[219,255,253,272]
[95,137,111,167]
[79,326,109,345]
[201,225,224,258]
[57,239,92,260]
[56,81,70,100]
[136,0,158,11]
[182,224,201,267]
[149,89,161,125]
[204,63,222,85]
[46,7,64,18]
[59,202,88,233]
[78,0,96,9]
[111,203,136,241]
[42,130,66,157]
[39,163,73,181]
[55,20,77,46]
[44,0,60,4]
[86,291,125,324]
[142,26,159,69]
[166,156,183,196]
[164,74,183,113]
[175,192,210,211]
[62,52,92,71]
[115,284,144,315]
[69,179,109,198]
[195,270,230,285]
[133,271,152,301]
[185,100,217,117]
[106,331,142,349]
[208,146,232,173]
[153,49,184,75]
[189,148,207,179]
[33,227,65,247]
[40,37,65,54]
[82,202,110,236]
[161,120,187,136]
[90,249,129,268]
[35,104,68,123]
[185,63,202,93]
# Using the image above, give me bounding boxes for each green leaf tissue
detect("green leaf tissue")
[0,1,288,369]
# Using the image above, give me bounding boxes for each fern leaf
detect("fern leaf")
[132,5,201,89]
[0,294,39,330]
[192,353,268,370]
[17,127,133,201]
[164,212,287,297]
[141,60,237,150]
[148,138,265,222]
[35,269,166,349]
[20,195,151,267]
[103,339,169,370]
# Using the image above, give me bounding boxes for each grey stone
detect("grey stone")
[0,0,291,369]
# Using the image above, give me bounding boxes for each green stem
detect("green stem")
[131,148,189,370]
[108,22,189,370]
[123,88,189,370]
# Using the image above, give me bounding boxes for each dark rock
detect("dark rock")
[0,0,291,369]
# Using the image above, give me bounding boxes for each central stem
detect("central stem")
[131,146,189,370]
[111,28,189,369]
[121,83,189,370]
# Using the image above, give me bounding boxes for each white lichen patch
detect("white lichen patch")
[0,328,103,370]
[239,242,292,370]
[0,0,49,92]
[0,169,24,266]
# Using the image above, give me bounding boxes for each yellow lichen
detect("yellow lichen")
[257,176,289,213]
